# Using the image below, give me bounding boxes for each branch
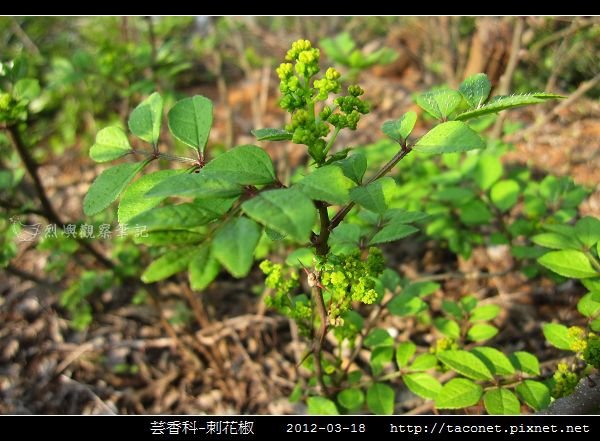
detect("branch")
[490,17,525,140]
[538,373,600,415]
[329,143,412,231]
[514,70,600,139]
[6,125,115,269]
[6,263,58,288]
[311,285,329,396]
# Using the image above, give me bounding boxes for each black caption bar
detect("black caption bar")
[0,415,596,439]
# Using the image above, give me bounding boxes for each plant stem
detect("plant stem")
[6,125,115,269]
[323,127,341,156]
[585,250,600,273]
[310,201,332,395]
[329,143,412,231]
[311,285,329,396]
[314,202,330,256]
[131,148,198,164]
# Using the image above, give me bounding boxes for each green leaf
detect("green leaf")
[370,223,418,245]
[320,32,356,63]
[384,209,429,224]
[189,245,220,290]
[337,152,367,184]
[542,323,575,351]
[364,328,393,348]
[472,154,503,190]
[242,188,316,243]
[469,304,500,322]
[370,346,394,375]
[459,199,493,225]
[89,127,132,163]
[538,250,599,279]
[403,281,440,298]
[455,93,563,121]
[133,230,204,246]
[467,323,498,342]
[408,353,437,372]
[212,217,261,278]
[437,350,493,380]
[349,177,397,214]
[366,383,394,415]
[141,247,197,283]
[413,121,485,154]
[416,89,463,120]
[129,198,234,231]
[251,128,293,141]
[532,232,578,250]
[337,389,364,410]
[388,294,427,316]
[442,300,463,319]
[168,95,213,152]
[13,78,40,102]
[403,373,442,400]
[203,145,276,186]
[509,351,540,376]
[516,380,551,411]
[329,223,361,255]
[395,341,416,368]
[471,347,515,376]
[118,169,179,224]
[83,161,148,216]
[575,216,600,248]
[297,165,355,204]
[433,187,475,204]
[484,388,520,415]
[307,397,339,415]
[460,295,478,312]
[128,92,163,145]
[382,111,417,143]
[459,73,491,108]
[286,248,315,268]
[490,179,520,212]
[435,378,482,409]
[289,384,302,403]
[433,318,460,339]
[582,278,600,294]
[578,292,600,318]
[146,173,242,199]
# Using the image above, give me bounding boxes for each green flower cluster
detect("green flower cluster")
[323,85,370,130]
[430,337,458,355]
[259,260,311,330]
[568,326,587,352]
[583,333,600,369]
[275,39,370,164]
[551,362,580,398]
[0,92,11,111]
[315,248,385,325]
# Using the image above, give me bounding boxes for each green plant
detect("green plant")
[83,39,593,415]
[320,32,397,82]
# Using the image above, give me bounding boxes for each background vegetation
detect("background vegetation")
[1,16,599,414]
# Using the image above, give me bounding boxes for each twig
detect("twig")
[529,18,597,55]
[311,285,328,396]
[329,143,412,231]
[6,263,58,288]
[9,18,40,56]
[181,282,210,329]
[514,71,600,139]
[490,17,525,140]
[6,125,115,269]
